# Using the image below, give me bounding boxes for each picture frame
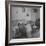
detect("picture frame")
[5,1,45,46]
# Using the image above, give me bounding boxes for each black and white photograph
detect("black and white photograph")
[5,1,45,45]
[10,6,40,39]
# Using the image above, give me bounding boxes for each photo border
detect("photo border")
[5,1,45,46]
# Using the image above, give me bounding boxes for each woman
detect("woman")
[25,22,32,38]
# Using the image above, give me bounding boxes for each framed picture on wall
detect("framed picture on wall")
[5,1,45,45]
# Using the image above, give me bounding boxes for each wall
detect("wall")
[11,6,40,21]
